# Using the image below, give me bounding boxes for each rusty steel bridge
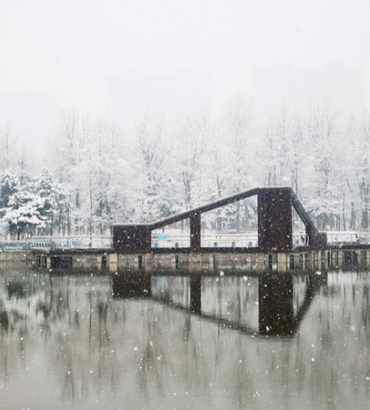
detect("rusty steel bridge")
[112,187,327,254]
[24,187,370,272]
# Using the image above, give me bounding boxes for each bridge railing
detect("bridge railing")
[27,231,367,251]
[326,231,359,244]
[152,232,309,249]
[0,241,28,251]
[29,236,112,250]
[358,232,370,244]
[151,233,259,248]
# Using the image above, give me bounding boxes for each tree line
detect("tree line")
[1,98,370,239]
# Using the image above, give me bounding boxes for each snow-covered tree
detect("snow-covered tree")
[33,168,70,235]
[133,116,171,222]
[348,111,370,230]
[4,95,370,234]
[87,121,130,233]
[303,102,343,230]
[0,172,18,212]
[0,126,19,172]
[0,169,70,239]
[221,97,256,232]
[262,107,291,187]
[3,188,45,239]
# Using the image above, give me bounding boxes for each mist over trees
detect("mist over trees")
[1,98,370,239]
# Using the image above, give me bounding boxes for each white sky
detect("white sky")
[1,0,370,143]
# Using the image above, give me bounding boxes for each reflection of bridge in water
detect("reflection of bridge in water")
[112,270,327,336]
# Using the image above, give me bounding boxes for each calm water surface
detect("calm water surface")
[0,268,369,410]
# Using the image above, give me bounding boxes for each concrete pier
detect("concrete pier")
[104,248,368,274]
[15,247,370,274]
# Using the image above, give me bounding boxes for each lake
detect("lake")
[0,268,369,409]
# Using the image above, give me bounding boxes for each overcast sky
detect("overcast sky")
[1,0,370,143]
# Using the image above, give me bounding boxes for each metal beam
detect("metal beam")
[151,188,260,230]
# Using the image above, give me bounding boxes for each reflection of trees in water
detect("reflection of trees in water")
[0,272,115,403]
[202,276,259,331]
[151,276,189,307]
[38,277,115,404]
[0,300,9,329]
[0,270,370,409]
[287,272,370,407]
[0,272,37,385]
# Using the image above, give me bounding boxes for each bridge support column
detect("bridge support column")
[255,254,265,272]
[277,253,288,272]
[189,253,202,272]
[338,251,343,266]
[190,212,201,253]
[96,256,102,270]
[303,252,308,269]
[258,188,292,252]
[321,250,328,268]
[313,251,322,270]
[144,253,154,273]
[109,253,118,272]
[358,250,368,267]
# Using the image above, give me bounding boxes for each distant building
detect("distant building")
[252,64,364,113]
[105,71,210,127]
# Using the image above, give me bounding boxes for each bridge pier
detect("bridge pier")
[277,253,288,272]
[363,250,369,266]
[258,188,292,252]
[189,253,202,272]
[110,253,118,271]
[108,251,329,273]
[28,246,370,274]
[190,213,201,253]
